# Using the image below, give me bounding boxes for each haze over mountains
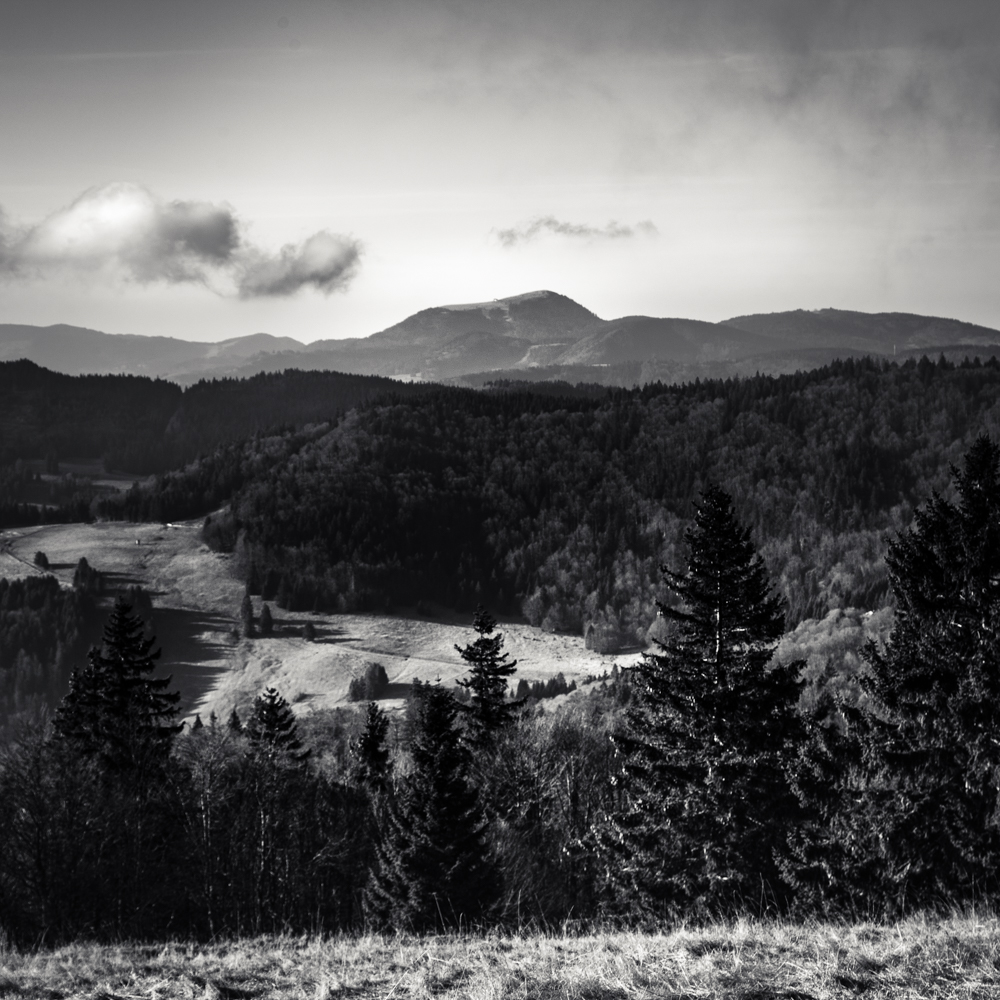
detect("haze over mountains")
[4,290,1000,387]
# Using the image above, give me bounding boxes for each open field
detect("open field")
[2,916,1000,998]
[0,520,642,724]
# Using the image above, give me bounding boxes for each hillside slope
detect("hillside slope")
[725,308,1000,354]
[0,323,306,378]
[0,519,633,725]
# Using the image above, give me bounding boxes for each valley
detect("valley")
[0,518,638,725]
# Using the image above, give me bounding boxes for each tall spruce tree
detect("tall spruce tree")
[841,435,1000,910]
[364,683,495,930]
[53,594,181,771]
[237,686,312,931]
[351,701,391,790]
[240,589,255,638]
[245,687,309,761]
[456,605,519,747]
[606,485,805,917]
[259,602,274,636]
[50,595,182,935]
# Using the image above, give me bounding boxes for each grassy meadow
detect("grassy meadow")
[3,916,1000,999]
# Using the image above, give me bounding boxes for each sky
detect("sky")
[1,0,999,343]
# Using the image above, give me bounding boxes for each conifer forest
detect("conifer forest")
[2,357,1000,942]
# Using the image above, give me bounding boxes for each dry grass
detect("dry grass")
[3,915,1000,999]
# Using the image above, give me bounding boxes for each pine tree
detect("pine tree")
[237,686,312,931]
[351,702,391,790]
[606,485,805,917]
[241,590,255,638]
[227,707,242,732]
[53,595,181,771]
[455,605,520,747]
[50,595,183,934]
[364,683,495,930]
[260,603,274,636]
[245,687,309,761]
[842,435,1000,910]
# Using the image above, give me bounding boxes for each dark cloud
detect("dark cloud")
[157,200,239,263]
[494,216,658,248]
[5,1,1000,56]
[460,0,1000,58]
[237,231,362,297]
[0,183,361,297]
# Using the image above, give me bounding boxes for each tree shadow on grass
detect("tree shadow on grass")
[271,620,349,644]
[151,607,235,714]
[381,682,419,700]
[102,569,147,591]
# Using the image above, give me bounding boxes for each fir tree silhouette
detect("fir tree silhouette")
[365,683,495,930]
[607,485,805,917]
[245,687,309,761]
[456,605,520,748]
[54,594,181,771]
[351,701,391,790]
[843,435,1000,910]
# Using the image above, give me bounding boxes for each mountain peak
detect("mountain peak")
[362,290,602,350]
[439,289,562,311]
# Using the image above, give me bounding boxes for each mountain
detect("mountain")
[4,295,1000,387]
[194,300,1000,386]
[351,289,600,348]
[723,308,1000,354]
[552,316,782,366]
[196,290,602,383]
[0,323,306,379]
[454,306,1000,387]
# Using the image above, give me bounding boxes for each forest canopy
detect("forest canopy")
[0,360,437,477]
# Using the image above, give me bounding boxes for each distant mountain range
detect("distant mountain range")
[4,290,1000,387]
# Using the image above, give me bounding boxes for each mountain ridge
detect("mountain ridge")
[4,292,1000,386]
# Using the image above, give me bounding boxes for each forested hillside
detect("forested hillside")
[100,354,1000,642]
[0,361,435,492]
[0,574,99,721]
[0,361,181,470]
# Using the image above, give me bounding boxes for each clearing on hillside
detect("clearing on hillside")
[1,519,642,722]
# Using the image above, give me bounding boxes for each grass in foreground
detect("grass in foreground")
[3,915,1000,999]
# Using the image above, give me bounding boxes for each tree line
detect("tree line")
[3,436,999,940]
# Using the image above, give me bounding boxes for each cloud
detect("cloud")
[494,216,658,248]
[0,182,362,297]
[237,231,361,298]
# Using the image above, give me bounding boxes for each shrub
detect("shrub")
[348,662,389,702]
[72,557,103,593]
